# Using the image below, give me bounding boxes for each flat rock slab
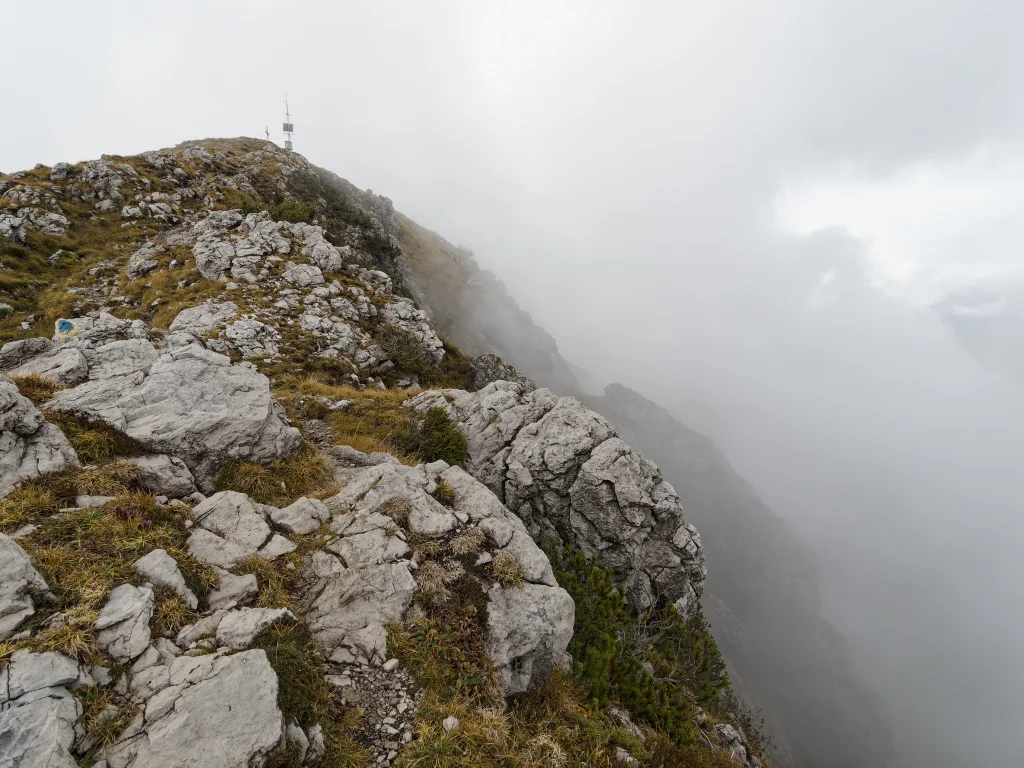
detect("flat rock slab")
[0,692,81,768]
[104,649,283,768]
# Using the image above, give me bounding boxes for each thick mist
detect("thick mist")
[6,1,1024,765]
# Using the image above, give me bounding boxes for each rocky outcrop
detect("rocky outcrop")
[103,649,283,768]
[125,454,197,498]
[306,456,574,695]
[43,343,302,485]
[0,376,78,498]
[408,380,707,617]
[187,209,344,283]
[0,534,52,638]
[470,353,536,393]
[187,490,297,567]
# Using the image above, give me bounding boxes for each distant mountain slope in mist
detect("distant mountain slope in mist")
[401,220,895,767]
[586,384,894,768]
[397,216,584,394]
[933,285,1024,388]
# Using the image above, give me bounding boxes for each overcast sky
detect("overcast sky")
[5,2,1024,766]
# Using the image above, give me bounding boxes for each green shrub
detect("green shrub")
[270,198,316,223]
[545,544,737,750]
[376,326,432,381]
[398,407,468,465]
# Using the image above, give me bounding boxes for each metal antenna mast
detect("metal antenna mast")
[283,95,295,151]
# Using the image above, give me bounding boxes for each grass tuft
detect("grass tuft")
[43,411,148,464]
[9,373,60,407]
[490,552,524,589]
[434,478,457,507]
[214,444,332,507]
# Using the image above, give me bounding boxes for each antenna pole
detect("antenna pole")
[283,94,295,151]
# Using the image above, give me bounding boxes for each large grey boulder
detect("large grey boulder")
[103,649,283,768]
[313,454,573,692]
[50,312,148,346]
[408,380,707,617]
[5,650,80,699]
[222,317,279,359]
[270,496,330,535]
[0,338,53,370]
[95,584,155,663]
[326,462,458,538]
[0,377,78,498]
[206,568,259,611]
[43,343,302,484]
[487,582,574,696]
[215,607,294,649]
[0,534,52,638]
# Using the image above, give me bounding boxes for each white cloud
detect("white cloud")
[773,144,1024,306]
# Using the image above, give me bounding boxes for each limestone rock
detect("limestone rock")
[0,377,78,498]
[409,381,707,617]
[380,298,445,365]
[169,301,238,337]
[134,549,198,609]
[0,338,53,370]
[104,650,283,768]
[43,343,302,484]
[470,353,535,393]
[126,454,197,498]
[126,243,160,279]
[0,692,81,768]
[206,568,258,610]
[6,650,80,699]
[222,317,279,358]
[215,607,294,649]
[95,584,155,663]
[283,261,324,287]
[51,312,147,346]
[270,496,330,535]
[486,582,574,696]
[327,463,457,538]
[5,345,88,386]
[192,491,271,552]
[86,339,159,380]
[0,534,52,638]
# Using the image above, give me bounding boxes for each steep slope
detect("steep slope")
[396,219,896,766]
[588,384,894,768]
[397,216,584,394]
[0,137,767,768]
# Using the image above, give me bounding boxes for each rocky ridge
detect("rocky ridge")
[0,137,763,768]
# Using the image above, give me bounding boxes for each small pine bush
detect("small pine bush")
[398,407,468,465]
[545,543,738,750]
